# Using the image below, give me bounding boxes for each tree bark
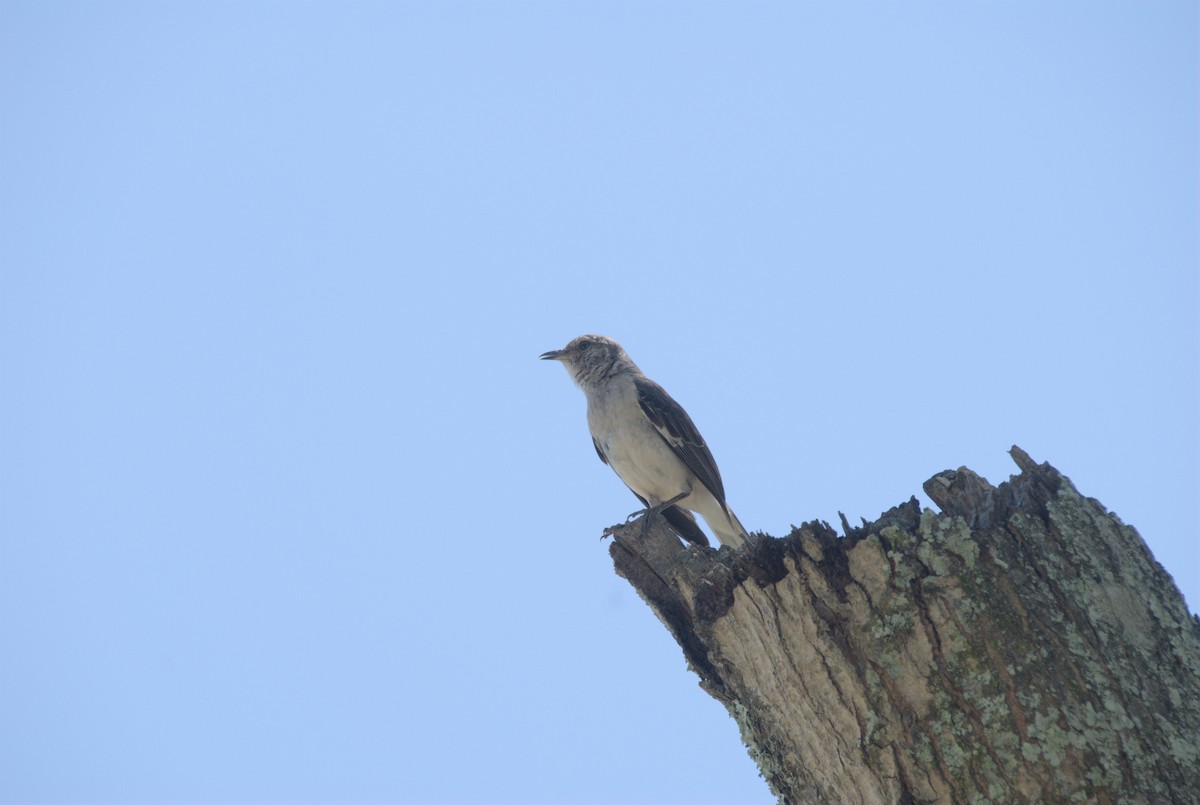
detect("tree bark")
[608,447,1200,804]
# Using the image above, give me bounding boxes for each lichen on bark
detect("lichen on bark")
[608,447,1200,804]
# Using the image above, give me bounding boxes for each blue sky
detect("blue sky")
[1,2,1196,804]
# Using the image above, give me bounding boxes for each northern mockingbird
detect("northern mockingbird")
[540,335,747,548]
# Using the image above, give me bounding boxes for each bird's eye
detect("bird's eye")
[578,341,590,351]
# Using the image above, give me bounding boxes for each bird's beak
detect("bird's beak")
[539,349,565,361]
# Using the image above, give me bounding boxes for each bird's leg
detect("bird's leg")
[619,490,688,523]
[602,490,689,539]
[638,490,689,535]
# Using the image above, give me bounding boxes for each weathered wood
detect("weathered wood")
[608,447,1200,804]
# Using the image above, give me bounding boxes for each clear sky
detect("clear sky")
[1,2,1196,804]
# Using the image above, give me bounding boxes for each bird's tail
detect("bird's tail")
[711,506,748,548]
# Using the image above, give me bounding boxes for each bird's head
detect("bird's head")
[540,334,635,387]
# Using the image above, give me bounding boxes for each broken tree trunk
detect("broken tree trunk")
[608,447,1200,804]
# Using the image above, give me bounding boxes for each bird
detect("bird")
[540,334,748,548]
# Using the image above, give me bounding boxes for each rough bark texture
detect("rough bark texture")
[608,447,1200,804]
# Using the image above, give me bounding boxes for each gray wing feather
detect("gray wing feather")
[634,376,730,514]
[661,505,710,547]
[592,437,608,465]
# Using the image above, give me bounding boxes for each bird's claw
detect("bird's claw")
[605,493,689,540]
[602,508,653,540]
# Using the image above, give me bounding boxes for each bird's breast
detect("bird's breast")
[587,393,690,503]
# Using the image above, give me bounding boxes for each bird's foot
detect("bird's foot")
[603,491,690,540]
[601,523,624,540]
[600,512,647,540]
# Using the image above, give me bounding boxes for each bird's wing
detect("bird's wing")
[634,376,729,513]
[592,437,608,465]
[661,505,710,547]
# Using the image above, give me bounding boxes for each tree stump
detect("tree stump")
[608,447,1200,804]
